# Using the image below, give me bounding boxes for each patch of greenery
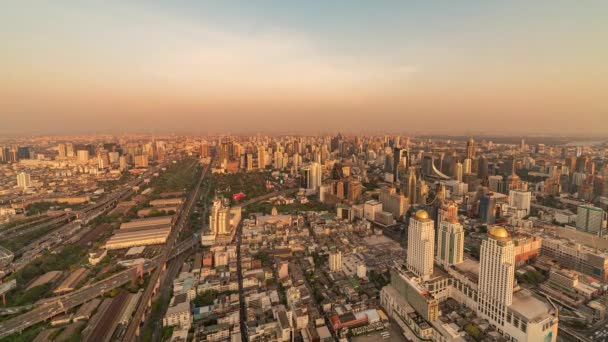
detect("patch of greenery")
[193,290,219,307]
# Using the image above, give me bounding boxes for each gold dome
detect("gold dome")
[488,226,510,239]
[415,210,430,221]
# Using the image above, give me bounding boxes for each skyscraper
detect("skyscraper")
[436,217,464,268]
[302,162,322,192]
[478,155,489,180]
[455,162,463,182]
[478,227,514,326]
[329,251,342,272]
[463,158,472,174]
[257,146,266,169]
[17,172,31,189]
[405,167,417,204]
[466,138,476,159]
[407,210,435,281]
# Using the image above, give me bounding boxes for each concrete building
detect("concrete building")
[329,251,342,272]
[478,227,514,327]
[407,210,435,281]
[363,200,382,222]
[16,172,31,189]
[436,217,464,268]
[508,190,531,218]
[576,205,607,236]
[541,237,608,280]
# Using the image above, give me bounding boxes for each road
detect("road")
[0,258,160,339]
[234,187,299,342]
[8,164,164,273]
[121,160,210,342]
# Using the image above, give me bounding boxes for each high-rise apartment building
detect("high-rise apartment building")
[406,210,435,281]
[576,205,607,236]
[478,227,514,326]
[329,251,342,272]
[77,150,89,164]
[17,172,32,189]
[508,190,531,217]
[302,162,322,192]
[436,217,464,268]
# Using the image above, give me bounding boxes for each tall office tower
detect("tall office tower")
[576,205,607,236]
[436,217,464,268]
[478,227,514,326]
[66,143,75,157]
[407,210,435,281]
[257,146,266,169]
[392,147,408,183]
[508,190,531,216]
[119,156,128,171]
[463,158,472,175]
[479,192,497,224]
[575,155,589,173]
[57,143,67,158]
[329,251,342,272]
[302,162,322,191]
[520,138,526,151]
[77,150,89,164]
[246,153,254,171]
[466,138,476,159]
[478,155,489,180]
[405,167,417,204]
[455,162,463,182]
[17,172,32,189]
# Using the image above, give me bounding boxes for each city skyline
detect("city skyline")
[2,1,608,136]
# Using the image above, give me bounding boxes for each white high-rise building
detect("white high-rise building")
[478,226,515,326]
[329,251,342,272]
[436,217,464,268]
[406,210,435,281]
[17,172,31,189]
[508,190,531,217]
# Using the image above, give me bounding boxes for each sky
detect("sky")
[1,1,607,136]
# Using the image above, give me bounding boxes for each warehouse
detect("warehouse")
[120,216,173,229]
[105,226,171,250]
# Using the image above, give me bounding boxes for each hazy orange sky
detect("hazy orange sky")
[1,1,607,136]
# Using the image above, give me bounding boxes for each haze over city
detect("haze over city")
[2,3,608,342]
[2,0,608,136]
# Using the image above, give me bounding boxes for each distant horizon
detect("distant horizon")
[1,130,607,143]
